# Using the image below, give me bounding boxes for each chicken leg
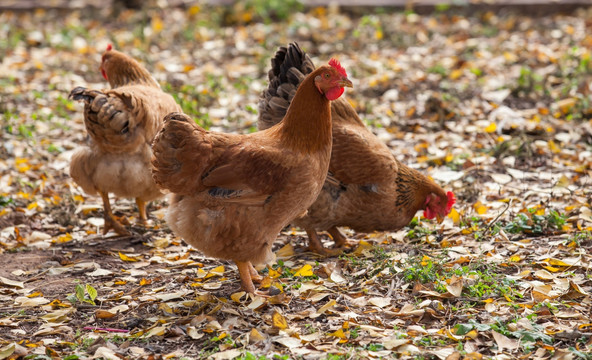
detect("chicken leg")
[305,228,343,256]
[136,198,148,224]
[100,191,130,236]
[236,260,268,296]
[328,226,357,249]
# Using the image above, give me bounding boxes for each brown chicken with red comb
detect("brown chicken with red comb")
[69,45,180,235]
[151,59,353,294]
[259,43,455,255]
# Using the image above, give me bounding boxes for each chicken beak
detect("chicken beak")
[339,78,354,88]
[436,213,444,223]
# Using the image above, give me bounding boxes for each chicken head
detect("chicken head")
[315,59,353,100]
[424,191,456,222]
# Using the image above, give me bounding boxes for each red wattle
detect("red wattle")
[101,68,108,80]
[424,207,435,219]
[325,87,344,101]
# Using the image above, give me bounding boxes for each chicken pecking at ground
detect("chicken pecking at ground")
[258,43,455,255]
[151,59,353,294]
[69,45,181,235]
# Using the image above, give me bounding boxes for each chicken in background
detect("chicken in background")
[69,45,181,235]
[151,60,353,294]
[259,43,455,255]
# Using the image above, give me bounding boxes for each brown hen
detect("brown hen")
[259,43,455,255]
[151,60,352,294]
[69,45,180,235]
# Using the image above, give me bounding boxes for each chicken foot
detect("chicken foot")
[135,198,148,224]
[235,260,269,296]
[249,262,263,284]
[328,226,358,249]
[305,228,344,256]
[100,191,130,236]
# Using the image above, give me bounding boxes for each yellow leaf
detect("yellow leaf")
[206,265,225,278]
[249,328,266,342]
[316,299,336,315]
[416,155,428,163]
[466,330,478,339]
[545,258,571,267]
[473,201,488,215]
[556,98,576,114]
[259,276,273,289]
[140,278,152,286]
[275,243,295,258]
[27,202,38,210]
[503,51,518,62]
[17,191,31,199]
[118,252,139,262]
[329,328,348,339]
[448,208,460,224]
[27,291,43,298]
[268,267,281,279]
[484,122,497,133]
[114,280,127,285]
[464,352,483,360]
[272,310,288,330]
[375,29,383,40]
[53,233,72,243]
[188,4,200,15]
[449,69,463,80]
[548,140,560,153]
[231,292,246,303]
[509,255,521,262]
[352,240,373,256]
[151,16,163,34]
[48,299,70,308]
[293,264,313,277]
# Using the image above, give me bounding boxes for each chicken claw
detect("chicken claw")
[103,214,131,236]
[328,226,358,249]
[305,229,344,257]
[236,260,264,295]
[100,191,130,236]
[248,262,263,284]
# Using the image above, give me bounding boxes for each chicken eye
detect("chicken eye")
[324,73,330,79]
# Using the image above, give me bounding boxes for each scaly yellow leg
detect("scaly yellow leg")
[136,198,147,223]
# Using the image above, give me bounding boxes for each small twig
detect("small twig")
[485,199,513,234]
[24,268,51,283]
[83,326,130,333]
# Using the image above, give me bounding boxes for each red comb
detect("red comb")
[329,58,347,77]
[106,44,113,51]
[446,191,456,212]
